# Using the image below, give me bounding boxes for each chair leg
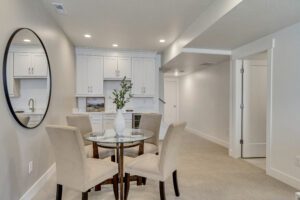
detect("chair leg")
[173,170,180,196]
[113,174,119,200]
[142,177,147,185]
[159,181,166,200]
[125,173,130,200]
[82,192,88,200]
[56,184,62,200]
[111,155,116,162]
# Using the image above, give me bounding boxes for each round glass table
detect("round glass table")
[85,128,154,200]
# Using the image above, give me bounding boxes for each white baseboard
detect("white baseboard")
[268,167,300,190]
[20,163,56,200]
[186,127,229,148]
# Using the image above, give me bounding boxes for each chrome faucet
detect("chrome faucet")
[28,98,35,113]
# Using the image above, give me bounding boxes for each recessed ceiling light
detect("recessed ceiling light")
[174,70,179,77]
[84,34,92,38]
[159,39,166,43]
[112,43,118,47]
[23,39,31,43]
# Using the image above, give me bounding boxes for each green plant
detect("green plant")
[112,76,133,110]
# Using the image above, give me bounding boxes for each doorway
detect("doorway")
[164,78,178,124]
[240,51,268,169]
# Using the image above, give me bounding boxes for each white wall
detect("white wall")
[0,0,75,199]
[231,22,300,189]
[178,61,230,147]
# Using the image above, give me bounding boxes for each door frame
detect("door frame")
[229,38,275,173]
[163,77,179,123]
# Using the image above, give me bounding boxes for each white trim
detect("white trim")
[20,163,56,200]
[186,127,229,148]
[182,48,231,55]
[268,167,300,190]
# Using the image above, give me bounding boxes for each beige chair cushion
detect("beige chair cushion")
[125,122,187,182]
[46,125,118,192]
[126,153,162,180]
[85,145,115,159]
[124,143,158,158]
[84,158,118,191]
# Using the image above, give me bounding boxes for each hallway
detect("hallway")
[34,132,296,200]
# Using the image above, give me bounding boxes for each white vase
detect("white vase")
[114,109,126,137]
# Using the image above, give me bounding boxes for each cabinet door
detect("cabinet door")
[104,56,118,79]
[76,55,89,95]
[6,53,18,97]
[131,58,144,95]
[143,58,155,96]
[87,56,103,95]
[31,53,48,77]
[14,53,31,77]
[118,57,131,79]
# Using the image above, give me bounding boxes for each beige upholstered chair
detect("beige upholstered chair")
[66,114,115,159]
[16,114,30,126]
[46,125,119,200]
[125,122,187,200]
[125,113,162,157]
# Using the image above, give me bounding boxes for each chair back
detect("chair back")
[66,114,92,145]
[46,125,86,189]
[159,122,187,177]
[16,114,30,126]
[139,113,162,146]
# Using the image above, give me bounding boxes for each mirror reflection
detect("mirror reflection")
[4,29,51,128]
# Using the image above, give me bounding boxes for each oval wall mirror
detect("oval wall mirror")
[3,28,52,129]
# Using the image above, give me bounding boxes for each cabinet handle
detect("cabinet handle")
[91,86,93,93]
[28,67,30,74]
[31,67,34,74]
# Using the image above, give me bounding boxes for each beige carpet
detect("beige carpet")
[34,132,296,200]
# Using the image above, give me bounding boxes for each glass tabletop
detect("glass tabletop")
[84,128,154,144]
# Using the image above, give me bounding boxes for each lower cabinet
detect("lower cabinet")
[89,113,132,132]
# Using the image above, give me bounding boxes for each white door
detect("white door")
[14,53,31,77]
[104,56,118,79]
[118,57,131,79]
[164,79,178,124]
[242,60,268,158]
[6,52,15,96]
[76,55,89,95]
[31,53,48,77]
[143,58,155,96]
[132,58,144,96]
[87,56,103,95]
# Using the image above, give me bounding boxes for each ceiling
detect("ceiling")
[162,52,229,75]
[187,0,300,50]
[41,0,215,52]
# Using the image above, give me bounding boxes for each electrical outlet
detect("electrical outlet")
[28,161,33,174]
[295,156,300,168]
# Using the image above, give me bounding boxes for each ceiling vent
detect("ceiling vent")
[52,2,66,15]
[200,62,216,66]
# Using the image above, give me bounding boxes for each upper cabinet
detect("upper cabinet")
[132,57,155,97]
[76,55,104,97]
[13,52,48,78]
[6,52,19,97]
[104,56,131,80]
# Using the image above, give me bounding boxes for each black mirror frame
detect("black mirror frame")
[2,28,52,129]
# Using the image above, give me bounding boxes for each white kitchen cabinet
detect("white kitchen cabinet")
[103,113,132,130]
[6,52,19,97]
[76,55,104,96]
[89,113,103,132]
[118,57,131,79]
[132,57,155,97]
[103,56,131,79]
[13,52,48,78]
